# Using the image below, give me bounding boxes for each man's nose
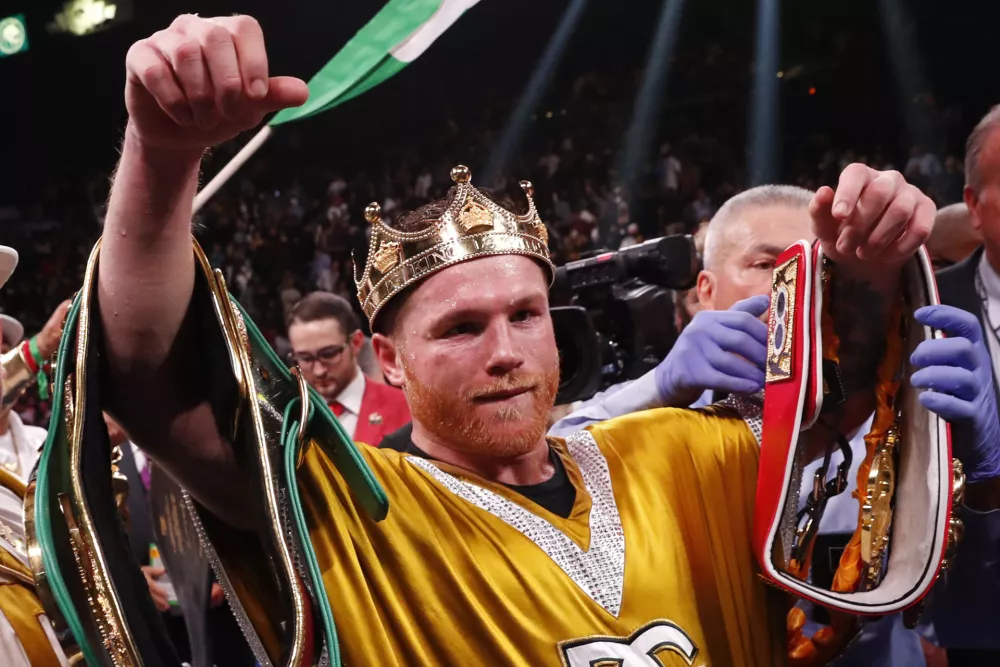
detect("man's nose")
[484,321,525,376]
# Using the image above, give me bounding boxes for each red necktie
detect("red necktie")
[330,402,345,417]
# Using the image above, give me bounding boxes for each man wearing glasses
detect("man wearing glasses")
[288,292,410,446]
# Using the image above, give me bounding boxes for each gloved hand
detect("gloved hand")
[910,304,1000,483]
[654,294,770,408]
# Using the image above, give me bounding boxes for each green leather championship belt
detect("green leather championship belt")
[25,239,388,666]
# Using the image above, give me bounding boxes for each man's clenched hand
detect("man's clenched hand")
[125,14,308,151]
[810,164,935,267]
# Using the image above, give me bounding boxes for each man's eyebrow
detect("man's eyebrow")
[426,292,546,330]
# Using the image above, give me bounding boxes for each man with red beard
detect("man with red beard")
[93,13,937,666]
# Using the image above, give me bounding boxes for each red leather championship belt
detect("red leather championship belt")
[753,241,966,665]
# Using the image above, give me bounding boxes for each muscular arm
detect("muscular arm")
[97,14,306,527]
[100,131,251,527]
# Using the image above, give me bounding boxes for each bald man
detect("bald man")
[551,186,819,427]
[551,183,1000,666]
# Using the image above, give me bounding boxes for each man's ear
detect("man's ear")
[965,185,983,231]
[349,329,365,355]
[696,270,717,312]
[371,333,405,388]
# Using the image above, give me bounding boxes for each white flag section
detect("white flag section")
[391,0,482,62]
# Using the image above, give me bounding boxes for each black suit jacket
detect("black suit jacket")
[117,442,155,567]
[934,246,1000,455]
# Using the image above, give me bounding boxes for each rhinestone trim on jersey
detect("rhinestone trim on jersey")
[406,430,626,617]
[721,392,763,444]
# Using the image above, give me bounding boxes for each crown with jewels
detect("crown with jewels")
[355,165,554,328]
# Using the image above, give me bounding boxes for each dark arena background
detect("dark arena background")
[1,0,999,413]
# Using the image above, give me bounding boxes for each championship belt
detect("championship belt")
[753,241,965,665]
[25,239,389,666]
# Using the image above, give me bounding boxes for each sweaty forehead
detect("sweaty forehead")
[398,255,549,323]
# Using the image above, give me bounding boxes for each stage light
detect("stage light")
[776,71,784,78]
[809,87,816,95]
[0,14,29,58]
[546,110,553,119]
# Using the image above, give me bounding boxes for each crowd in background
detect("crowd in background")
[0,46,972,428]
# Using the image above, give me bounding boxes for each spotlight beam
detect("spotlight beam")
[617,0,687,201]
[482,0,590,184]
[747,0,781,186]
[877,0,932,149]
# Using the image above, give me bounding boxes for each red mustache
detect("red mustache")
[469,377,539,401]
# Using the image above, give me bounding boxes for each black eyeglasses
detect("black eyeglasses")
[292,344,348,367]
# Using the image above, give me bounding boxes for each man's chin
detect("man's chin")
[316,385,340,402]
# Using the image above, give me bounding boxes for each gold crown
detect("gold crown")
[355,165,553,328]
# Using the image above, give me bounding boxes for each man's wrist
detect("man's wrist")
[123,123,206,169]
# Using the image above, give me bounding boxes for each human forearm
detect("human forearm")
[97,131,253,525]
[99,127,202,370]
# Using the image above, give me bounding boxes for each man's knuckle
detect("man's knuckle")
[139,61,167,84]
[234,14,262,35]
[217,73,243,95]
[173,39,203,65]
[201,24,231,47]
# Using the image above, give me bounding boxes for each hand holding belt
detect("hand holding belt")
[753,242,965,667]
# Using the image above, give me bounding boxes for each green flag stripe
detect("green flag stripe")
[270,0,441,126]
[317,56,409,113]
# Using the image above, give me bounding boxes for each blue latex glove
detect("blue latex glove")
[654,294,770,408]
[910,304,1000,483]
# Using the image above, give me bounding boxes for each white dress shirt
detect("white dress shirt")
[332,371,366,440]
[0,412,46,549]
[977,253,1000,388]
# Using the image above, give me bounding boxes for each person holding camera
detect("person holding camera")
[551,184,1000,666]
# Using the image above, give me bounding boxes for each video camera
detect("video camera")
[551,235,699,405]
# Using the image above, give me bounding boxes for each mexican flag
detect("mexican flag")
[271,0,482,125]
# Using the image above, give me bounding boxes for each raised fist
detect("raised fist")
[124,14,308,151]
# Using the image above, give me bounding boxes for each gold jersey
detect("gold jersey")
[283,404,782,666]
[0,475,66,667]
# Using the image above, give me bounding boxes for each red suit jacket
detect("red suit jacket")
[354,381,410,447]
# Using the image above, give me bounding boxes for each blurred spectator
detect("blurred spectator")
[927,203,983,270]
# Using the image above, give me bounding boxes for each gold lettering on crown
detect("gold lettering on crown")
[458,201,495,233]
[534,218,549,246]
[372,241,401,275]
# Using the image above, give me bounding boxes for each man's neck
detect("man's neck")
[409,421,555,487]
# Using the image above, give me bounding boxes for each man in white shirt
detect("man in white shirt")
[935,104,1000,666]
[550,184,938,666]
[0,300,70,482]
[0,245,67,666]
[288,292,409,446]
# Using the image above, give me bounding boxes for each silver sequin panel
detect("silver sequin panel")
[721,392,764,444]
[406,430,626,618]
[722,391,802,564]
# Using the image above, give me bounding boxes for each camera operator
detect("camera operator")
[550,184,1000,667]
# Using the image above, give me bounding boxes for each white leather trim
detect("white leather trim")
[761,248,950,614]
